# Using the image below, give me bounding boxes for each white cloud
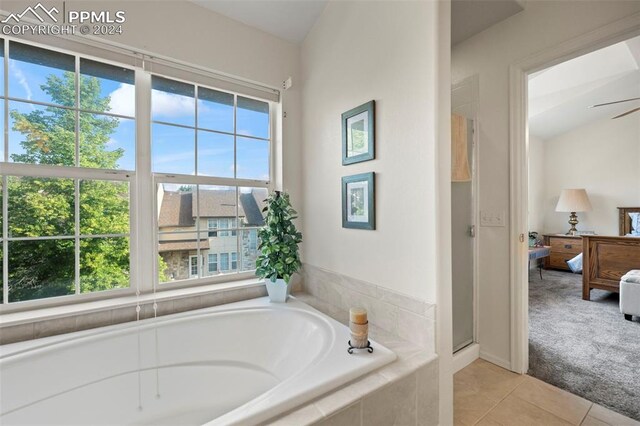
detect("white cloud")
[108,84,135,117]
[153,150,193,165]
[152,89,195,120]
[10,61,33,101]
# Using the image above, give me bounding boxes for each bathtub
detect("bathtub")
[0,296,396,425]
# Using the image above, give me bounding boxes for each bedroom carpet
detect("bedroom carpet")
[529,269,640,421]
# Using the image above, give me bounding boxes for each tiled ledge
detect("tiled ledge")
[267,293,439,425]
[302,263,436,351]
[0,281,271,345]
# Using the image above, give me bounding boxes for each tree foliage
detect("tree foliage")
[255,191,302,284]
[3,72,131,301]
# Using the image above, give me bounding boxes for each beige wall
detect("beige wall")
[300,0,439,303]
[528,134,546,234]
[532,115,640,235]
[452,0,640,367]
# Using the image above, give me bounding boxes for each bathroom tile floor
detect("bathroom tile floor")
[454,359,640,426]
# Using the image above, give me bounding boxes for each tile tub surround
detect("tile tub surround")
[0,284,269,345]
[302,263,436,351]
[267,293,439,425]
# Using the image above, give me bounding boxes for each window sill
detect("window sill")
[0,278,266,329]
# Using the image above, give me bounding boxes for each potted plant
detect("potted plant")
[256,191,303,302]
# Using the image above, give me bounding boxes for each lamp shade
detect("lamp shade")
[555,189,592,212]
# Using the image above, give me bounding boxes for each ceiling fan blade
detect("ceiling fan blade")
[612,107,640,119]
[590,97,640,108]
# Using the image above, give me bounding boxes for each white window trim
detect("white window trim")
[189,255,199,279]
[208,253,218,274]
[0,35,277,314]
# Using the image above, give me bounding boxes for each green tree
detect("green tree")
[4,72,131,301]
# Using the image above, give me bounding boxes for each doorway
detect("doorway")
[509,19,640,376]
[451,76,479,356]
[508,17,640,422]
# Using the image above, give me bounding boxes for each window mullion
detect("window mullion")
[4,38,9,162]
[3,175,8,304]
[3,39,9,304]
[74,56,81,295]
[135,69,154,295]
[195,86,201,278]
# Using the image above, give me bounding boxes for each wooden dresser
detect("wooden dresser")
[543,234,583,271]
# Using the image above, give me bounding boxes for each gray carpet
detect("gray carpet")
[528,270,640,421]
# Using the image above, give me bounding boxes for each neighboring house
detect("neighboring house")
[157,186,267,281]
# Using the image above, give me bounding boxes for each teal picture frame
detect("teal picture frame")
[342,100,375,165]
[342,172,375,230]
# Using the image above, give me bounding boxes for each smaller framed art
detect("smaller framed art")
[342,100,375,165]
[342,172,375,230]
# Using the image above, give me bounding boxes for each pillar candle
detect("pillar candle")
[350,307,368,324]
[349,307,369,349]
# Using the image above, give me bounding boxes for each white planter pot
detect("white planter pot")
[265,278,291,303]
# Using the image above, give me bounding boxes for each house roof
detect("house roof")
[158,188,267,228]
[158,239,209,252]
[158,191,194,228]
[240,192,266,226]
[194,190,238,219]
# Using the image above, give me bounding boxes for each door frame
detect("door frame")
[509,12,640,374]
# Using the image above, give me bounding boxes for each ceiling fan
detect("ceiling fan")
[590,97,640,119]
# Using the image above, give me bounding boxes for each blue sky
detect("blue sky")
[151,84,270,180]
[5,52,270,180]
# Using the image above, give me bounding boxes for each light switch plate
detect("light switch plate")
[480,210,505,227]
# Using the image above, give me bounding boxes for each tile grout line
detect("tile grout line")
[513,376,595,426]
[577,401,594,426]
[471,374,527,425]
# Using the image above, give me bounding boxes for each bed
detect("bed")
[582,207,640,301]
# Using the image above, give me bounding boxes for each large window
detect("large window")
[1,39,135,304]
[153,74,270,285]
[0,37,275,306]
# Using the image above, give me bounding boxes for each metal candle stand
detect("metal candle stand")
[348,340,374,354]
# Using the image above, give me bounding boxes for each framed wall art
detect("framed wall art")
[342,100,375,165]
[342,172,375,230]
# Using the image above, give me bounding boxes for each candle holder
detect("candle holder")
[348,340,374,354]
[348,307,373,354]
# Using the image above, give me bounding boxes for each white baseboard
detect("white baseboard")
[479,350,512,371]
[453,343,480,373]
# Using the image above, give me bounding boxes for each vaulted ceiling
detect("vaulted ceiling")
[191,0,328,44]
[528,36,640,140]
[194,0,526,46]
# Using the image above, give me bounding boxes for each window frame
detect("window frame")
[1,37,138,309]
[208,253,218,274]
[0,35,277,312]
[189,255,199,279]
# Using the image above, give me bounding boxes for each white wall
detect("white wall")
[452,0,640,368]
[528,134,546,233]
[300,0,439,303]
[537,115,640,235]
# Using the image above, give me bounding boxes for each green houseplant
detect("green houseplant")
[256,191,303,302]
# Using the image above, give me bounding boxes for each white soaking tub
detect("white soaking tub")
[0,296,396,425]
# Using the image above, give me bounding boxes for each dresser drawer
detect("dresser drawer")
[548,237,582,254]
[547,253,577,270]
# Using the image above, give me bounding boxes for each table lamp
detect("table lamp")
[555,189,592,236]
